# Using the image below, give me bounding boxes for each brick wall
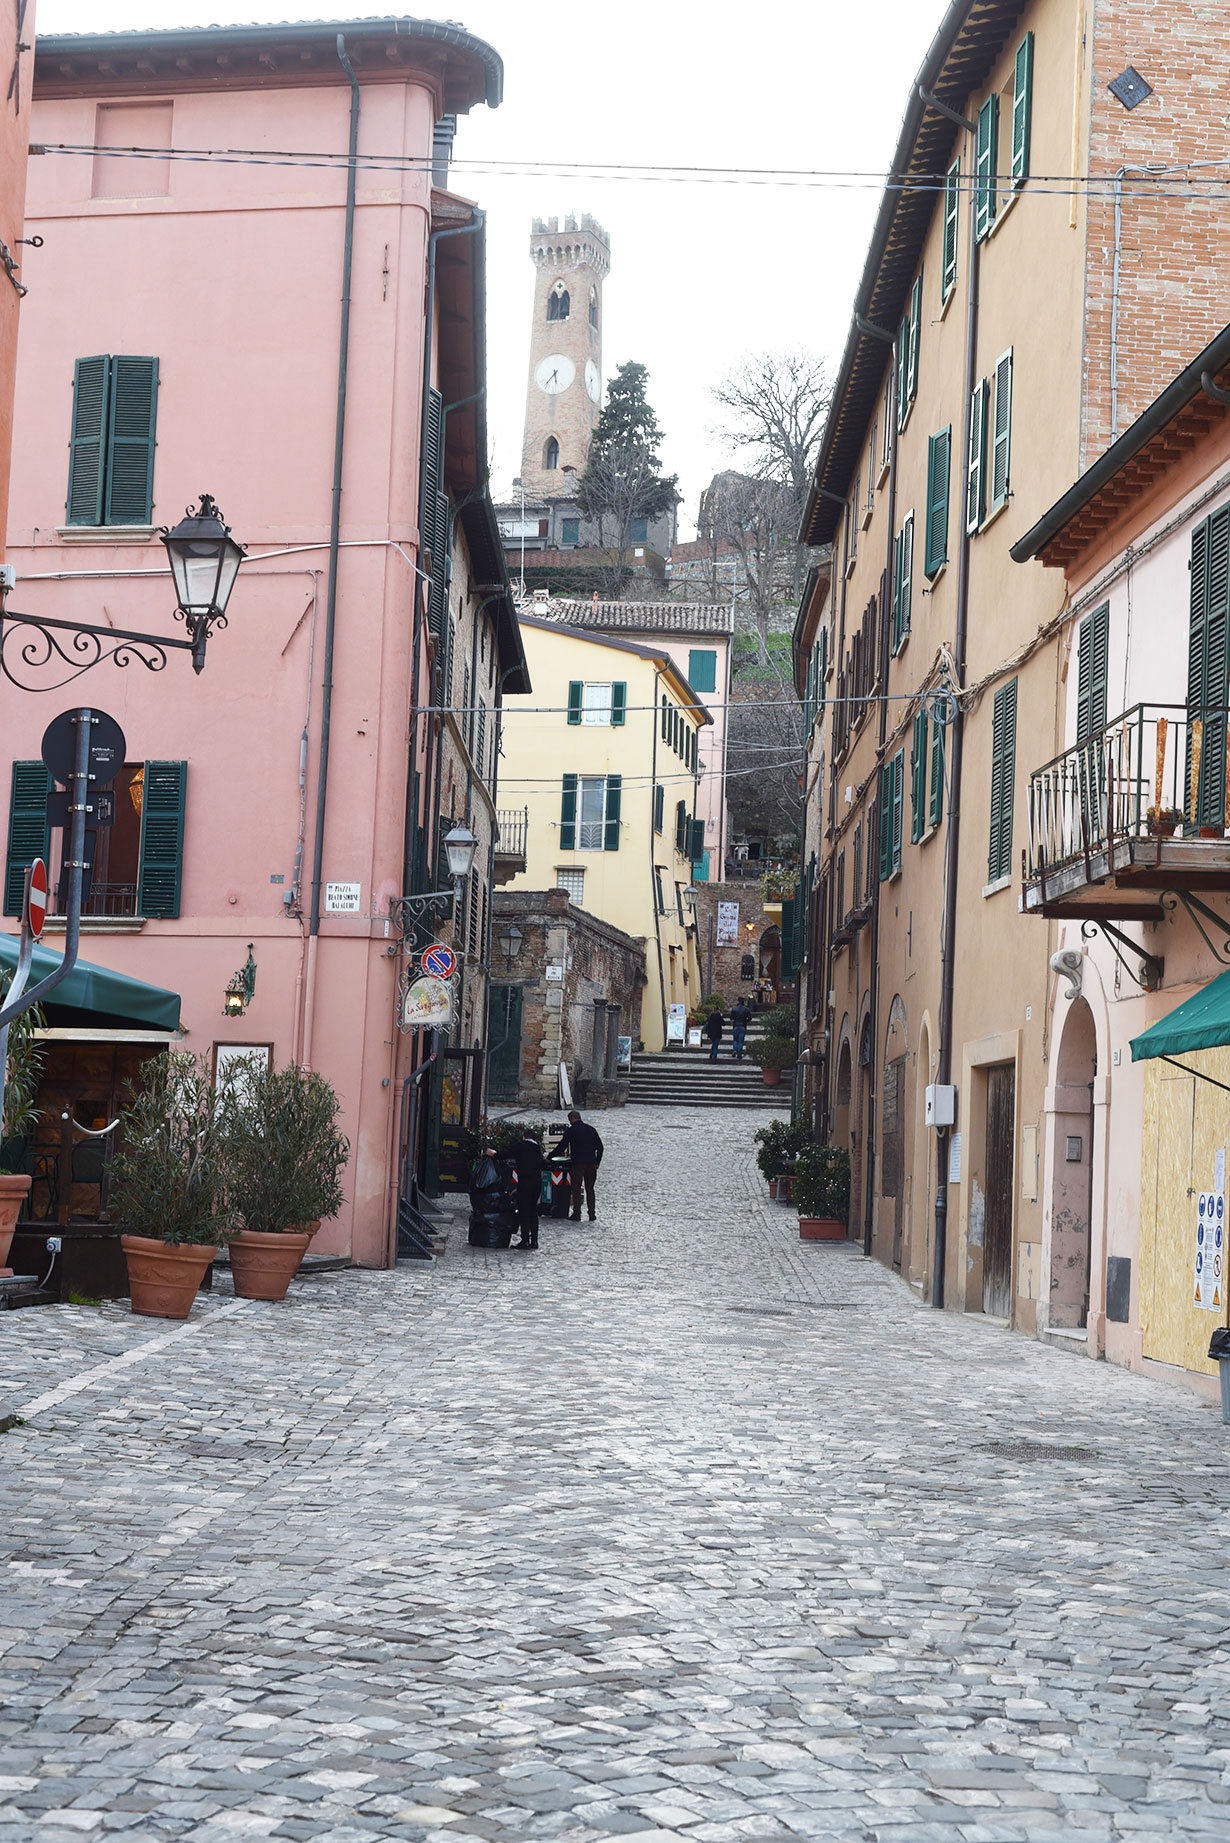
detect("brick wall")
[691,880,779,1004]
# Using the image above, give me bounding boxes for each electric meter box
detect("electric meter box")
[925,1083,957,1128]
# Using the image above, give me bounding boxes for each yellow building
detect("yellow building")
[503,615,709,1050]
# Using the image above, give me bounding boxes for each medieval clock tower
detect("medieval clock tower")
[520,213,609,503]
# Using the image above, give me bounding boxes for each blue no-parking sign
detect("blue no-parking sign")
[422,943,457,980]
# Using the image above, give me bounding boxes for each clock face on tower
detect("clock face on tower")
[535,354,575,395]
[585,359,600,404]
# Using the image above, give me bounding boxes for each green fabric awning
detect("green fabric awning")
[1130,968,1230,1063]
[0,935,181,1031]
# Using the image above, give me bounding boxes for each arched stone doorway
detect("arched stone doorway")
[882,996,909,1268]
[834,1029,852,1154]
[758,926,781,994]
[910,1017,934,1291]
[1050,997,1097,1329]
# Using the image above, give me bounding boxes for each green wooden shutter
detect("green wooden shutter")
[4,762,51,917]
[604,774,622,851]
[688,818,704,862]
[878,764,892,881]
[687,648,717,693]
[1200,508,1230,823]
[781,892,798,981]
[907,273,923,406]
[929,707,946,829]
[137,760,187,919]
[988,681,1017,881]
[966,378,988,533]
[567,680,583,724]
[661,694,669,741]
[560,773,577,851]
[611,681,627,725]
[66,356,112,526]
[1012,32,1034,186]
[991,349,1013,511]
[104,357,159,524]
[891,527,903,651]
[911,708,927,843]
[476,700,487,778]
[925,428,951,576]
[975,93,998,240]
[942,160,960,297]
[1076,604,1109,746]
[891,750,904,873]
[675,800,686,853]
[653,783,664,832]
[896,316,910,430]
[901,513,914,638]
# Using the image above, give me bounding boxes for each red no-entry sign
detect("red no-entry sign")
[27,858,47,939]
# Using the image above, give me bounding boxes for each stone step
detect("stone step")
[626,1091,785,1109]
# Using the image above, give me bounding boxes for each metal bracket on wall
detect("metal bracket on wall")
[1080,918,1163,991]
[1160,889,1230,966]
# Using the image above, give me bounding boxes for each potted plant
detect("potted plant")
[110,1051,232,1318]
[794,1145,851,1241]
[1146,804,1183,837]
[219,1060,349,1300]
[0,978,44,1272]
[753,1118,810,1198]
[749,1033,795,1088]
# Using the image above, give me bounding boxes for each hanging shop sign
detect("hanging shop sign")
[401,974,454,1031]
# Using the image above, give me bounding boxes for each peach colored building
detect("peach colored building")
[0,17,525,1271]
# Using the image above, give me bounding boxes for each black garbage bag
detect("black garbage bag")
[1208,1327,1230,1361]
[468,1151,516,1247]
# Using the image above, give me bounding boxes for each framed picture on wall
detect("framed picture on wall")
[212,1042,273,1094]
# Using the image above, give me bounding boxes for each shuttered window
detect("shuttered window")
[906,273,922,407]
[675,800,687,854]
[925,428,951,577]
[911,707,928,844]
[878,751,904,880]
[137,761,188,918]
[975,93,998,241]
[1012,32,1034,187]
[611,681,627,725]
[653,783,664,833]
[967,378,988,533]
[891,512,914,653]
[929,708,946,830]
[896,315,910,432]
[422,387,446,639]
[66,355,159,526]
[560,773,578,851]
[942,159,960,298]
[990,349,1014,513]
[567,680,583,724]
[1186,508,1230,826]
[604,774,622,852]
[988,680,1018,882]
[687,648,717,694]
[1076,604,1110,746]
[4,762,51,916]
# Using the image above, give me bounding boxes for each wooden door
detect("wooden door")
[983,1063,1015,1316]
[882,1055,905,1267]
[487,985,522,1103]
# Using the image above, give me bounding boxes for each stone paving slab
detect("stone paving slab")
[1,1106,1228,1842]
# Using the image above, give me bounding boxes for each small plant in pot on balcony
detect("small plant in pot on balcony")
[110,1051,232,1319]
[219,1061,350,1301]
[0,979,45,1273]
[749,1033,795,1088]
[1145,804,1183,837]
[794,1144,851,1242]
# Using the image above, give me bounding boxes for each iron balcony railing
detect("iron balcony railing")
[495,807,529,857]
[1027,703,1230,883]
[51,882,139,919]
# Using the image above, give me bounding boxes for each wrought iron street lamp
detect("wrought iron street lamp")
[443,824,478,882]
[161,494,246,674]
[495,922,524,967]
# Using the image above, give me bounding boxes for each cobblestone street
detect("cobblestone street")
[2,1105,1228,1843]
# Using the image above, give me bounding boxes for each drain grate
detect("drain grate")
[978,1439,1099,1462]
[726,1305,794,1318]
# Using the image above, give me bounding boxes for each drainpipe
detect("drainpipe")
[650,668,669,1047]
[303,35,359,1065]
[933,133,982,1310]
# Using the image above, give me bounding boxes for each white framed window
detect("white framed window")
[583,682,613,725]
[556,867,585,903]
[577,775,607,849]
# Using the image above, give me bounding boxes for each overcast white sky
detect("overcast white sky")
[37,1,941,537]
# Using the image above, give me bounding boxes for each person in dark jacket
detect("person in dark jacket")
[557,1109,604,1222]
[703,1005,725,1063]
[511,1131,545,1250]
[729,998,752,1060]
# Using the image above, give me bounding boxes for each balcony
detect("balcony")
[1025,704,1230,922]
[494,807,528,885]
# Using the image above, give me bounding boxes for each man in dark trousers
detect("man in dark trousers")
[511,1130,545,1250]
[557,1109,604,1222]
[729,997,752,1061]
[704,1004,725,1063]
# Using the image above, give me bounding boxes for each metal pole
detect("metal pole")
[0,708,92,1035]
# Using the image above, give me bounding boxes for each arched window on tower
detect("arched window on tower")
[589,286,599,330]
[544,437,560,470]
[547,284,570,322]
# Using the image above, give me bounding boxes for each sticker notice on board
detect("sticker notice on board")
[325,882,361,913]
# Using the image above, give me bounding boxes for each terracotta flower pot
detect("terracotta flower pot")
[0,1173,32,1274]
[762,1067,782,1087]
[799,1216,847,1241]
[121,1235,218,1319]
[229,1228,312,1302]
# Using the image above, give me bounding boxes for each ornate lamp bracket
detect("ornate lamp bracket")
[1080,918,1164,991]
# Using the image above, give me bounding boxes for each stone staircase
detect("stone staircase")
[628,1015,788,1110]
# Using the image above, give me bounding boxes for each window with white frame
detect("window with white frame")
[583,682,613,725]
[577,776,608,849]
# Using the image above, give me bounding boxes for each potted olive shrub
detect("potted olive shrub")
[111,1051,232,1317]
[749,1034,795,1089]
[220,1060,349,1301]
[794,1145,852,1241]
[0,979,44,1271]
[753,1118,810,1201]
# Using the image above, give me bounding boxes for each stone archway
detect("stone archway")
[1050,997,1097,1329]
[758,926,781,994]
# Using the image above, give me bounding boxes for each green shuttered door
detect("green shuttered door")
[137,761,187,918]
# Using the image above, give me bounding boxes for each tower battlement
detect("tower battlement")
[529,213,611,278]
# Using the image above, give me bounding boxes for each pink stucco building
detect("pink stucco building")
[0,17,526,1274]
